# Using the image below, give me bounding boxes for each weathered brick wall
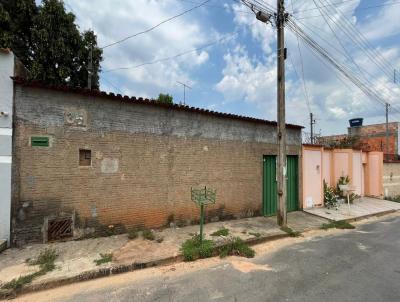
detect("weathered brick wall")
[383,162,400,197]
[11,85,302,245]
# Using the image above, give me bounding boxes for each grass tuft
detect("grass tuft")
[2,248,58,290]
[181,235,215,261]
[127,228,138,240]
[218,237,255,258]
[249,232,261,238]
[94,253,113,266]
[210,227,230,237]
[321,221,355,230]
[142,229,155,241]
[281,226,302,237]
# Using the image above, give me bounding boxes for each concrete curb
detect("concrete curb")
[0,232,289,300]
[340,209,397,223]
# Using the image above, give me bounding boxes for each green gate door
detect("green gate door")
[263,155,299,216]
[262,155,277,216]
[286,155,299,212]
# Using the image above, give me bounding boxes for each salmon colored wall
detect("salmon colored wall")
[302,146,323,208]
[302,146,383,207]
[322,150,332,186]
[366,152,383,197]
[352,151,363,196]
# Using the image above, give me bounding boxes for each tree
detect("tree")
[0,0,102,89]
[0,0,37,67]
[157,93,174,105]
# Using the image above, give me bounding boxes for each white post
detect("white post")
[0,49,14,247]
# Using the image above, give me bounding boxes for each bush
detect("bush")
[385,195,400,203]
[324,180,338,209]
[211,227,229,237]
[218,237,255,258]
[142,229,155,241]
[181,235,215,261]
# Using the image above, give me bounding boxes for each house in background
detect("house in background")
[319,119,400,199]
[1,50,304,246]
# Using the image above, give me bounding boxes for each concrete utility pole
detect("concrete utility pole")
[386,102,390,161]
[276,0,287,227]
[87,44,93,90]
[177,81,192,105]
[310,112,315,144]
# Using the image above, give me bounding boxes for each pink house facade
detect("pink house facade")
[302,145,383,208]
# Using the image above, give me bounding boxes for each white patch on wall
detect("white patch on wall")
[203,146,209,152]
[65,109,87,128]
[101,158,119,173]
[305,197,313,208]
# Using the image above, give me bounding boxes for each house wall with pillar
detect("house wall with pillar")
[0,49,14,246]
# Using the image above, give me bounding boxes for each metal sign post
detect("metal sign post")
[191,186,216,243]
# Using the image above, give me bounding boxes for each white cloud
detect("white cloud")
[66,0,216,97]
[218,0,400,134]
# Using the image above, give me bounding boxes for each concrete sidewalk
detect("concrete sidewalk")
[0,212,326,298]
[304,197,400,222]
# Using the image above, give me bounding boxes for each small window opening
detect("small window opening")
[79,149,91,166]
[31,136,49,147]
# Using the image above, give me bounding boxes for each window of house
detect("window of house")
[31,136,49,147]
[79,149,91,166]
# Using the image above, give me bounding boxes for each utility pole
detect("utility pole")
[310,112,316,144]
[276,0,287,227]
[87,44,93,90]
[177,81,192,105]
[386,103,390,161]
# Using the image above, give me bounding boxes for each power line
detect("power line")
[290,0,311,114]
[101,0,212,49]
[295,1,400,19]
[177,0,253,14]
[103,32,237,72]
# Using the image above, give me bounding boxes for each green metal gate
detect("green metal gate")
[262,155,299,216]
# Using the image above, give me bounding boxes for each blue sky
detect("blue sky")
[60,0,400,135]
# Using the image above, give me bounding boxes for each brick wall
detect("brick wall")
[383,162,400,197]
[11,85,302,245]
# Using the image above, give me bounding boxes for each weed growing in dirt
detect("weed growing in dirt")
[181,235,215,261]
[281,226,301,237]
[127,228,138,240]
[94,253,113,266]
[321,221,355,230]
[218,237,255,258]
[211,227,230,237]
[2,248,58,290]
[249,232,261,238]
[142,229,155,241]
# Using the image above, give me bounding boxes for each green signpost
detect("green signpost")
[191,186,216,243]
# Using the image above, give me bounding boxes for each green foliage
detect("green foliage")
[2,248,58,290]
[94,253,113,266]
[157,93,173,105]
[249,232,261,238]
[127,228,138,240]
[28,248,58,272]
[385,195,400,203]
[218,237,255,258]
[0,0,102,89]
[280,226,301,237]
[210,227,230,237]
[324,180,338,209]
[321,221,355,230]
[181,234,215,261]
[142,229,155,241]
